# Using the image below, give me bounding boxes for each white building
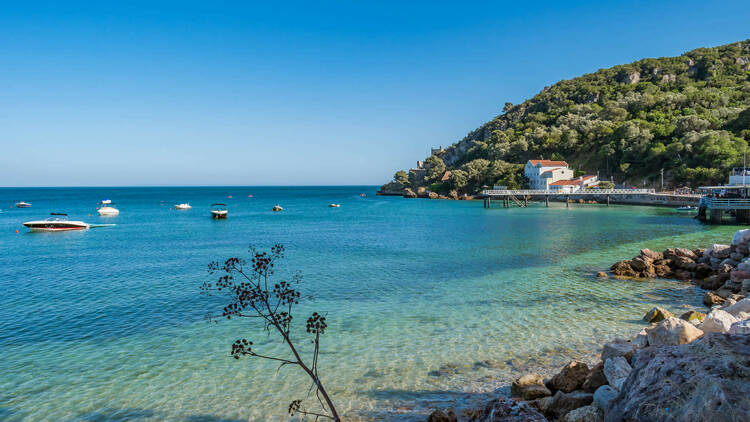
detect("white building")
[524,160,574,190]
[549,175,600,192]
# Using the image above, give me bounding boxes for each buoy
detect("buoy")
[15,229,19,233]
[228,195,232,198]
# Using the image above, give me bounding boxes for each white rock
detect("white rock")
[730,320,750,334]
[603,357,631,387]
[737,311,750,320]
[646,317,704,346]
[632,329,648,349]
[709,244,731,259]
[732,229,750,246]
[721,298,750,317]
[698,309,739,334]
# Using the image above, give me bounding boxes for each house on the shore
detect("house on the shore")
[524,159,574,190]
[524,159,599,191]
[549,175,599,192]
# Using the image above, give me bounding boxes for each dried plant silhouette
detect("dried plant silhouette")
[201,244,340,421]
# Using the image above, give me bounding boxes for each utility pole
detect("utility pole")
[660,168,664,192]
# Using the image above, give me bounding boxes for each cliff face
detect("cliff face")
[384,40,750,195]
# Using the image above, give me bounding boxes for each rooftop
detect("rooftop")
[529,159,568,167]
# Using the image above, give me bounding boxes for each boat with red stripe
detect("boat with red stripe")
[22,213,90,232]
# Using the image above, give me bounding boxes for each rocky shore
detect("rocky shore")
[426,229,750,422]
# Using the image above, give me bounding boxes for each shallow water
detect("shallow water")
[0,187,737,421]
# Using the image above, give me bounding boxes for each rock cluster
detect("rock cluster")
[426,229,750,422]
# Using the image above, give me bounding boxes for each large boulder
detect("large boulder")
[610,261,636,277]
[663,247,698,261]
[707,244,731,259]
[548,361,590,393]
[671,255,697,271]
[511,373,552,400]
[697,309,739,334]
[605,333,750,422]
[581,362,607,392]
[601,341,636,362]
[703,291,725,306]
[731,228,750,246]
[643,307,673,323]
[722,297,750,316]
[679,310,706,325]
[593,385,618,412]
[693,263,713,279]
[561,405,603,422]
[628,256,653,274]
[603,357,631,389]
[403,188,417,198]
[646,317,703,347]
[474,397,546,422]
[639,248,662,260]
[538,391,594,420]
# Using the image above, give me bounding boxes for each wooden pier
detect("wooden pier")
[480,189,700,209]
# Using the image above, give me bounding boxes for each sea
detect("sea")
[0,186,737,421]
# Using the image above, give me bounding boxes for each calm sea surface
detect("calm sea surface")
[0,186,737,421]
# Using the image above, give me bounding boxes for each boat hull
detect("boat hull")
[23,222,89,231]
[98,207,119,216]
[211,210,227,219]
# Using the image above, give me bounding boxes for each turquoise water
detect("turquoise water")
[0,187,737,421]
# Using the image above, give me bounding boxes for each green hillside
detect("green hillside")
[383,40,750,195]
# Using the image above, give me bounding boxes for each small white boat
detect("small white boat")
[100,199,112,205]
[98,203,120,216]
[272,204,283,212]
[15,201,31,208]
[23,213,89,231]
[328,203,341,208]
[211,203,227,219]
[175,203,192,210]
[676,206,697,211]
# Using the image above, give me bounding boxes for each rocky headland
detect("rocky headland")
[426,229,750,422]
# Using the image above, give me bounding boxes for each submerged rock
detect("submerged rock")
[679,310,706,324]
[646,317,703,347]
[548,361,590,393]
[643,307,673,323]
[511,373,552,400]
[605,333,750,422]
[703,291,726,306]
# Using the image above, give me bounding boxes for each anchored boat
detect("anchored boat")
[15,201,31,208]
[272,204,283,212]
[174,203,192,210]
[98,201,120,216]
[328,203,341,208]
[22,213,89,231]
[211,203,228,219]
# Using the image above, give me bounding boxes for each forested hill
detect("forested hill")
[383,40,750,196]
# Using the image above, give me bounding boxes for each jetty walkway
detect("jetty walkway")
[481,189,700,208]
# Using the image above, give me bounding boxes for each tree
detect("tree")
[201,245,340,421]
[450,169,468,190]
[424,155,446,182]
[393,170,409,185]
[598,181,615,189]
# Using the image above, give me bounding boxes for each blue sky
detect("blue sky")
[2,1,749,186]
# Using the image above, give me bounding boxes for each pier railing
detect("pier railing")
[702,197,750,210]
[481,189,655,196]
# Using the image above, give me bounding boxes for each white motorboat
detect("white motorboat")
[676,206,697,211]
[15,201,31,208]
[328,203,341,208]
[98,203,120,216]
[174,203,192,210]
[23,213,89,231]
[100,199,112,204]
[272,204,283,212]
[211,203,227,219]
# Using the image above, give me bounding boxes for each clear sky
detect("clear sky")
[2,1,749,186]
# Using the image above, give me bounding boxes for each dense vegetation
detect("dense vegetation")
[384,40,750,195]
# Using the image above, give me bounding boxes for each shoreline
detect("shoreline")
[426,230,750,422]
